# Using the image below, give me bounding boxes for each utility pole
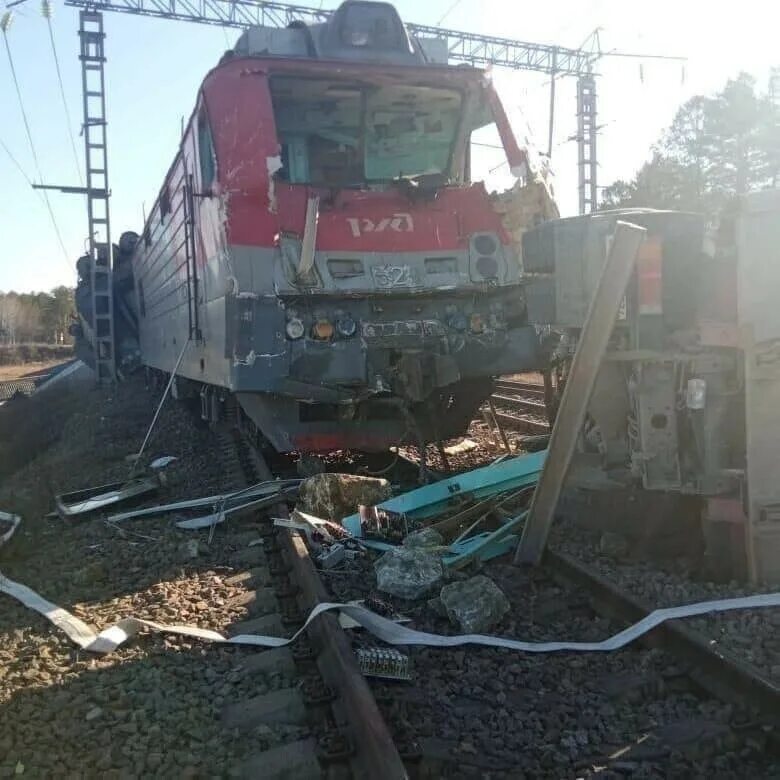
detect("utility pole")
[576,73,598,215]
[79,10,115,382]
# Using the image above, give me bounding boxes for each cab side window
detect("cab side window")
[198,112,216,189]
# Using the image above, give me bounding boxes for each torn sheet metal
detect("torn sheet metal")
[149,456,177,470]
[443,513,526,569]
[0,512,20,547]
[106,479,300,523]
[175,488,297,529]
[1,567,779,655]
[342,450,545,537]
[56,476,162,518]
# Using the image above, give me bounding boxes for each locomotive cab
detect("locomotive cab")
[126,1,553,453]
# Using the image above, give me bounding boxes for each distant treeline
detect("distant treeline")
[602,70,780,213]
[0,287,75,346]
[0,343,74,366]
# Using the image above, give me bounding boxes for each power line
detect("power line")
[1,17,72,269]
[0,135,34,185]
[41,0,83,185]
[436,0,462,27]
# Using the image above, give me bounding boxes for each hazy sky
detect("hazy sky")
[1,0,778,292]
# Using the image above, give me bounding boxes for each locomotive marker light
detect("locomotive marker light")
[312,319,335,341]
[335,315,357,338]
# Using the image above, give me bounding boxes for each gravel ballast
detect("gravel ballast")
[0,376,292,777]
[550,520,780,684]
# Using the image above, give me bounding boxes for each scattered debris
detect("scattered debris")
[0,511,20,547]
[2,566,780,655]
[55,474,163,518]
[443,512,526,570]
[342,451,545,536]
[402,527,444,549]
[443,439,478,456]
[439,575,510,633]
[297,473,392,523]
[149,455,178,470]
[317,543,346,570]
[356,647,411,680]
[360,505,408,543]
[107,479,299,523]
[175,490,296,530]
[374,547,444,600]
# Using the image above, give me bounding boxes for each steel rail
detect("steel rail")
[491,392,546,412]
[491,410,549,435]
[544,549,780,722]
[245,434,408,779]
[494,380,546,398]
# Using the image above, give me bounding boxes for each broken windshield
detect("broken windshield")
[270,76,463,186]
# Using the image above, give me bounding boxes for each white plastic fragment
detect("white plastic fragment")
[108,479,298,524]
[0,512,21,547]
[1,567,779,657]
[149,456,178,470]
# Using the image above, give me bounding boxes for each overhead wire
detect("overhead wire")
[436,0,462,27]
[0,134,34,186]
[1,14,72,270]
[41,0,83,185]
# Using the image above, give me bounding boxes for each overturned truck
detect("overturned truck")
[522,194,780,584]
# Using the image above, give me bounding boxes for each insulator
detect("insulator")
[0,11,13,32]
[41,0,52,19]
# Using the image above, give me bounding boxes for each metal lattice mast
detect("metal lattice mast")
[79,10,115,382]
[576,73,598,215]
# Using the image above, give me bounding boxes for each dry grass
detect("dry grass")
[0,360,70,382]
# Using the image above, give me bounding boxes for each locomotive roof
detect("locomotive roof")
[232,0,454,69]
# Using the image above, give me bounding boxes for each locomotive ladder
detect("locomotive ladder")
[79,11,116,382]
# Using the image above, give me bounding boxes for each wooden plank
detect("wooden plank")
[515,221,646,565]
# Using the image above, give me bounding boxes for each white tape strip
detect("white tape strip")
[0,512,20,547]
[1,566,779,656]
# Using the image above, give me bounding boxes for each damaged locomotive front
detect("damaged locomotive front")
[79,1,554,453]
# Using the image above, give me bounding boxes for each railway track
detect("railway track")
[3,369,778,777]
[353,448,779,776]
[488,376,551,436]
[545,549,780,725]
[214,423,406,779]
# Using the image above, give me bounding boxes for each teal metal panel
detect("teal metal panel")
[342,451,545,536]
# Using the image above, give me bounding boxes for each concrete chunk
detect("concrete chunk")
[374,547,443,600]
[439,575,510,633]
[297,472,392,523]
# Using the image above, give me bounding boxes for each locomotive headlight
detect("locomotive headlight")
[312,319,335,340]
[335,315,357,338]
[471,233,502,281]
[473,234,498,256]
[448,312,468,332]
[285,318,305,340]
[476,255,499,279]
